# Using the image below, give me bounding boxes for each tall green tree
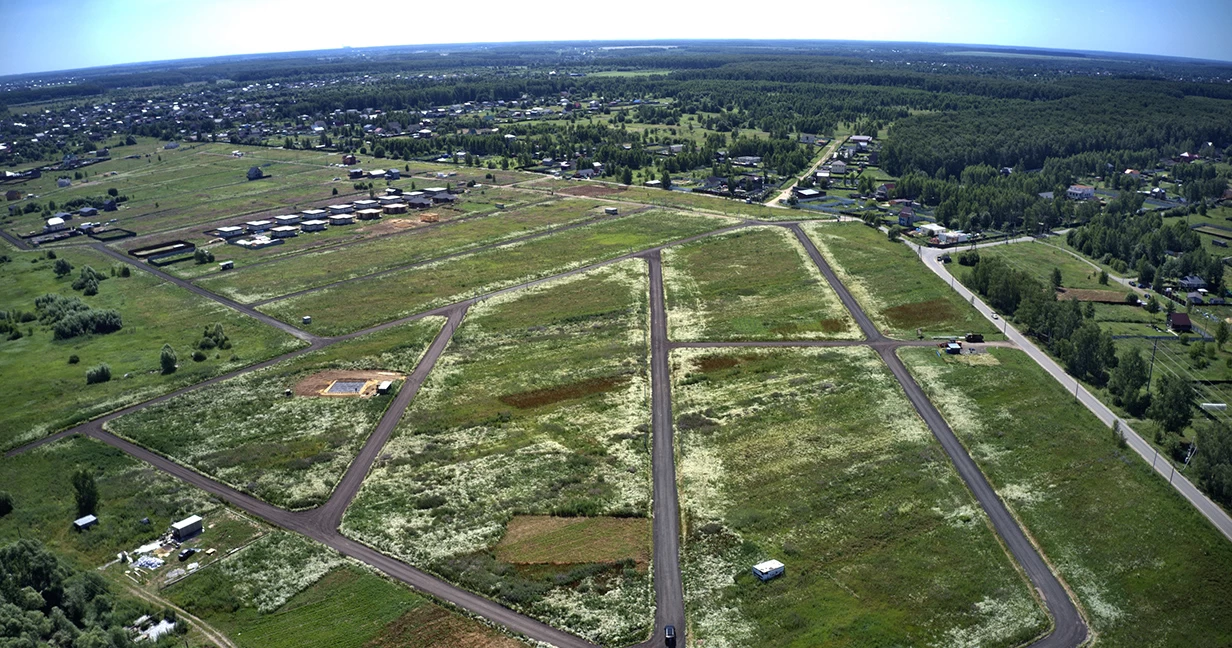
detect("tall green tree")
[1149,373,1194,434]
[159,344,177,374]
[1193,421,1232,508]
[1108,348,1149,415]
[71,469,98,517]
[1050,267,1062,289]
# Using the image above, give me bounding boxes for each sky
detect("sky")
[1,0,1230,77]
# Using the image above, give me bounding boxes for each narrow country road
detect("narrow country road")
[771,136,847,205]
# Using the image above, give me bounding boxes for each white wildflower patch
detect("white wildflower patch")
[1000,481,1047,507]
[804,222,893,331]
[681,540,756,648]
[532,571,652,644]
[935,594,1047,648]
[216,532,345,613]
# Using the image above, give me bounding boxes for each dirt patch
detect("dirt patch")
[498,374,628,409]
[1056,288,1132,303]
[558,184,626,197]
[355,217,420,236]
[293,370,405,397]
[495,516,651,567]
[696,355,741,372]
[884,299,961,328]
[365,605,522,648]
[817,318,850,333]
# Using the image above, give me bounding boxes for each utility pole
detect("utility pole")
[1147,338,1159,391]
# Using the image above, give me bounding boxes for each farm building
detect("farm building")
[79,206,99,218]
[171,515,203,541]
[301,219,328,232]
[73,515,98,531]
[367,169,385,178]
[383,202,407,214]
[274,214,302,226]
[271,225,299,238]
[378,195,402,205]
[1168,312,1193,333]
[352,199,379,210]
[216,226,245,239]
[44,217,67,232]
[327,204,354,215]
[385,169,400,180]
[356,208,383,220]
[329,214,355,225]
[348,169,365,179]
[302,208,327,220]
[752,559,784,581]
[103,199,117,212]
[245,220,272,232]
[794,188,823,201]
[247,166,264,181]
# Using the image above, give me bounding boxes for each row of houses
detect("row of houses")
[212,188,457,241]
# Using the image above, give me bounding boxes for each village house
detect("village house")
[1066,184,1096,200]
[301,219,328,232]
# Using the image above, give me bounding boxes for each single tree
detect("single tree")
[660,170,672,190]
[887,225,903,242]
[1149,373,1194,434]
[1109,348,1149,414]
[1192,421,1232,508]
[1217,320,1229,349]
[0,491,12,516]
[1050,267,1062,290]
[1098,270,1109,285]
[71,469,98,517]
[53,258,73,277]
[159,344,177,374]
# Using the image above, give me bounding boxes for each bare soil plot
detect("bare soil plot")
[365,605,525,648]
[294,370,405,397]
[1055,288,1132,302]
[495,516,651,567]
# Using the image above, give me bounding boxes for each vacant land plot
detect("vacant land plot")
[900,347,1232,646]
[196,199,606,303]
[0,246,301,451]
[106,317,444,509]
[343,262,653,645]
[976,241,1111,291]
[495,516,651,567]
[0,435,214,567]
[663,226,858,340]
[523,178,801,220]
[261,210,734,336]
[672,346,1047,648]
[804,222,998,339]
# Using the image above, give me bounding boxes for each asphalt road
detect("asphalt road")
[916,241,1232,542]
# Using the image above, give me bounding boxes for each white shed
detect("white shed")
[752,559,784,581]
[270,225,299,238]
[170,515,203,541]
[301,219,328,232]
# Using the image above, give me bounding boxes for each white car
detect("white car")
[991,313,999,320]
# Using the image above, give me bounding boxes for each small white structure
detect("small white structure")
[302,208,327,219]
[301,219,328,232]
[378,195,402,205]
[377,380,393,395]
[830,160,848,175]
[245,219,272,232]
[919,223,947,237]
[422,187,448,195]
[218,260,234,271]
[352,199,379,210]
[274,214,301,226]
[44,217,67,232]
[355,208,383,221]
[302,315,312,325]
[752,559,784,581]
[216,225,245,239]
[73,514,98,531]
[605,207,619,215]
[270,225,299,238]
[170,515,203,541]
[328,214,355,225]
[327,204,354,215]
[1066,184,1095,200]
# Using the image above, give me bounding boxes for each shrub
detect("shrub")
[53,258,73,277]
[85,363,111,384]
[68,354,79,364]
[0,491,12,516]
[53,309,123,340]
[193,248,215,265]
[192,350,206,362]
[160,344,177,374]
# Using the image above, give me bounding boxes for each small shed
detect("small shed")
[752,559,784,582]
[328,214,355,226]
[301,219,328,232]
[170,515,203,541]
[270,225,299,238]
[219,260,234,271]
[377,380,393,395]
[356,208,383,221]
[605,207,619,215]
[73,515,98,532]
[302,315,312,325]
[327,204,354,215]
[247,166,264,181]
[217,225,245,239]
[274,214,302,225]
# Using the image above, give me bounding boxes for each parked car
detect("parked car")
[664,625,676,647]
[177,548,196,562]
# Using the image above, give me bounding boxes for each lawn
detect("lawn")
[342,261,654,645]
[195,198,607,303]
[105,317,445,509]
[662,226,859,340]
[976,240,1114,291]
[802,222,999,339]
[520,178,805,221]
[260,209,735,336]
[0,246,303,451]
[900,347,1232,647]
[672,346,1046,647]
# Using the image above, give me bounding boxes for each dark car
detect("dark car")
[177,548,197,562]
[664,625,676,647]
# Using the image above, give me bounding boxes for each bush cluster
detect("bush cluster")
[85,363,111,384]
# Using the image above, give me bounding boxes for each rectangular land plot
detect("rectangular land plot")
[260,209,735,336]
[105,317,444,509]
[0,246,303,451]
[662,226,859,340]
[672,346,1047,647]
[974,241,1112,291]
[342,261,653,646]
[195,199,607,303]
[803,222,998,339]
[899,347,1232,646]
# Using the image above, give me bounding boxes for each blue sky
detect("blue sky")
[1,0,1230,77]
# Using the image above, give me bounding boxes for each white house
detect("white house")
[274,214,301,226]
[1066,184,1095,200]
[327,204,354,215]
[830,160,848,175]
[245,220,272,232]
[44,217,67,232]
[216,225,245,238]
[302,208,327,220]
[752,559,784,582]
[328,214,355,225]
[301,219,328,232]
[270,225,299,238]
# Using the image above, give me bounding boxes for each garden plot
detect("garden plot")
[900,347,1232,646]
[106,317,445,510]
[260,209,734,336]
[342,261,653,646]
[672,346,1047,648]
[803,222,998,339]
[662,226,858,340]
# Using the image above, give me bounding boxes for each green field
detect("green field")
[105,317,444,509]
[976,240,1115,291]
[900,347,1232,646]
[260,210,735,336]
[662,227,858,340]
[0,246,302,451]
[195,199,606,302]
[672,346,1046,647]
[524,178,807,220]
[803,222,999,339]
[342,262,653,645]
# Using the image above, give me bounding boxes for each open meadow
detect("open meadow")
[974,241,1114,291]
[260,209,735,336]
[662,226,858,340]
[105,317,444,509]
[671,346,1046,647]
[804,222,999,339]
[342,261,654,645]
[900,347,1232,646]
[0,245,302,450]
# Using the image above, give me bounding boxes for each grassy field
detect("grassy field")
[494,516,651,566]
[342,261,653,645]
[976,240,1113,291]
[671,346,1046,647]
[0,246,302,451]
[195,199,607,303]
[260,210,734,336]
[0,435,215,567]
[662,226,859,340]
[105,317,444,509]
[900,347,1232,647]
[803,222,999,339]
[520,177,809,221]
